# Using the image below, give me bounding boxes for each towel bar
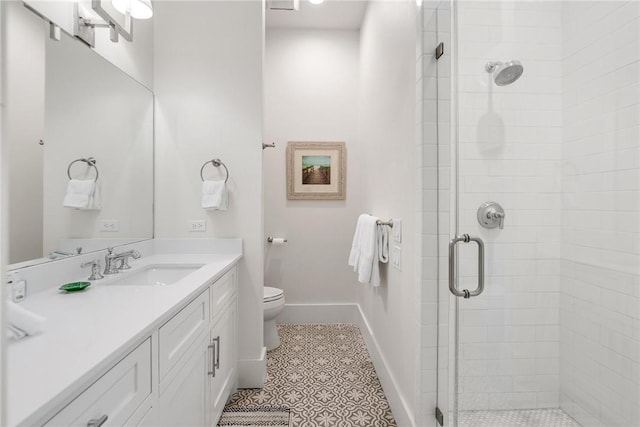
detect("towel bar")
[67,157,98,182]
[200,158,229,183]
[376,219,393,228]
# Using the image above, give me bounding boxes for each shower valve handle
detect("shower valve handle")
[477,201,505,230]
[487,210,505,229]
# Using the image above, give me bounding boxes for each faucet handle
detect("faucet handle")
[81,259,104,281]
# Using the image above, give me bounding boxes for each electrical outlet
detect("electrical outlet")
[189,220,206,232]
[99,220,119,232]
[391,246,402,271]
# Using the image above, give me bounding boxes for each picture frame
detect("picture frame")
[286,141,346,200]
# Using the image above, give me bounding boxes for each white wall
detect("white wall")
[5,1,45,263]
[263,28,360,304]
[454,0,563,411]
[560,2,640,426]
[153,0,265,386]
[358,1,419,423]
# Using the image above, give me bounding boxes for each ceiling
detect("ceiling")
[265,0,368,30]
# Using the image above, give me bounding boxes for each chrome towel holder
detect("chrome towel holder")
[200,158,229,183]
[67,157,99,182]
[376,219,394,228]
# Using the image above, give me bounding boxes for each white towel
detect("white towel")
[348,214,382,286]
[63,179,100,210]
[6,301,45,340]
[202,179,228,211]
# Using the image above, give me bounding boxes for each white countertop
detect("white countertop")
[7,252,241,427]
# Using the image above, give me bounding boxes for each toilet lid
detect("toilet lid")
[264,286,284,303]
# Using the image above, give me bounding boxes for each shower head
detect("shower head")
[485,60,523,86]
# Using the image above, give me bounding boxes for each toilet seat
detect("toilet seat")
[264,286,284,303]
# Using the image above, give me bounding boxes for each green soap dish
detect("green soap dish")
[59,281,91,292]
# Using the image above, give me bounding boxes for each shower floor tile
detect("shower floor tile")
[222,323,396,427]
[459,409,581,427]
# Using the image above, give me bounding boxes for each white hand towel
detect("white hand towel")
[88,180,101,210]
[7,300,45,339]
[63,179,96,209]
[348,214,381,286]
[202,180,228,211]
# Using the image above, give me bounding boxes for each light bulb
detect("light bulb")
[309,0,325,4]
[112,0,153,19]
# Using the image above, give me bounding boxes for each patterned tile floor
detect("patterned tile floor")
[224,324,397,427]
[459,409,581,427]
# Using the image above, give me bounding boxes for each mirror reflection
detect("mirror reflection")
[6,4,153,268]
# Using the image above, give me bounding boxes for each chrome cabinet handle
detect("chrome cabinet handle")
[87,415,108,427]
[208,342,216,377]
[213,336,221,369]
[448,234,485,298]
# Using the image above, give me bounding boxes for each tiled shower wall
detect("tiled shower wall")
[560,2,640,426]
[454,1,563,411]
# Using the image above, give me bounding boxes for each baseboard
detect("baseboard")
[277,303,415,426]
[355,305,415,427]
[237,347,266,388]
[277,303,360,324]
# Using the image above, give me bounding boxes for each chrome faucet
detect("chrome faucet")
[104,248,142,275]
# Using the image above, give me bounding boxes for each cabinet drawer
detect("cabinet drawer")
[44,338,151,427]
[210,268,236,321]
[159,289,210,380]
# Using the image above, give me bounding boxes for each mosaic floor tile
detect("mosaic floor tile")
[459,408,581,427]
[224,324,397,427]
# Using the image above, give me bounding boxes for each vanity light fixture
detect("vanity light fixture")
[74,0,153,48]
[112,0,153,20]
[309,0,325,4]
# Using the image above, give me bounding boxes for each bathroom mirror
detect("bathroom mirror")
[5,3,153,268]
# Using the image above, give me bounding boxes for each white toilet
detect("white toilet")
[263,286,285,351]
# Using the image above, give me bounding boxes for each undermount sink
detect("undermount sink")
[107,265,203,287]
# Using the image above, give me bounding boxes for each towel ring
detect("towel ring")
[200,158,229,183]
[67,157,99,182]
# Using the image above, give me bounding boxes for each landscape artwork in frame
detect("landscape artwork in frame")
[286,141,346,200]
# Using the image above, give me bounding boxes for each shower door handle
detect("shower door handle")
[448,234,485,298]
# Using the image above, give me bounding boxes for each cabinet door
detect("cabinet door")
[209,298,238,425]
[156,333,210,427]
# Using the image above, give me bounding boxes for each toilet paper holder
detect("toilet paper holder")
[267,237,288,243]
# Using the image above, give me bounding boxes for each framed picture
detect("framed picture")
[286,141,346,200]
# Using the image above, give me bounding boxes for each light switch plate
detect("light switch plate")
[391,246,402,271]
[392,219,402,243]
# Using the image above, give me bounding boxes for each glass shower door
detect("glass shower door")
[444,1,640,427]
[447,1,569,424]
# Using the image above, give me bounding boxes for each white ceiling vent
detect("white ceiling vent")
[268,0,300,11]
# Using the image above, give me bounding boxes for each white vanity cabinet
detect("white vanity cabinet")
[34,265,238,427]
[154,267,238,427]
[43,339,152,427]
